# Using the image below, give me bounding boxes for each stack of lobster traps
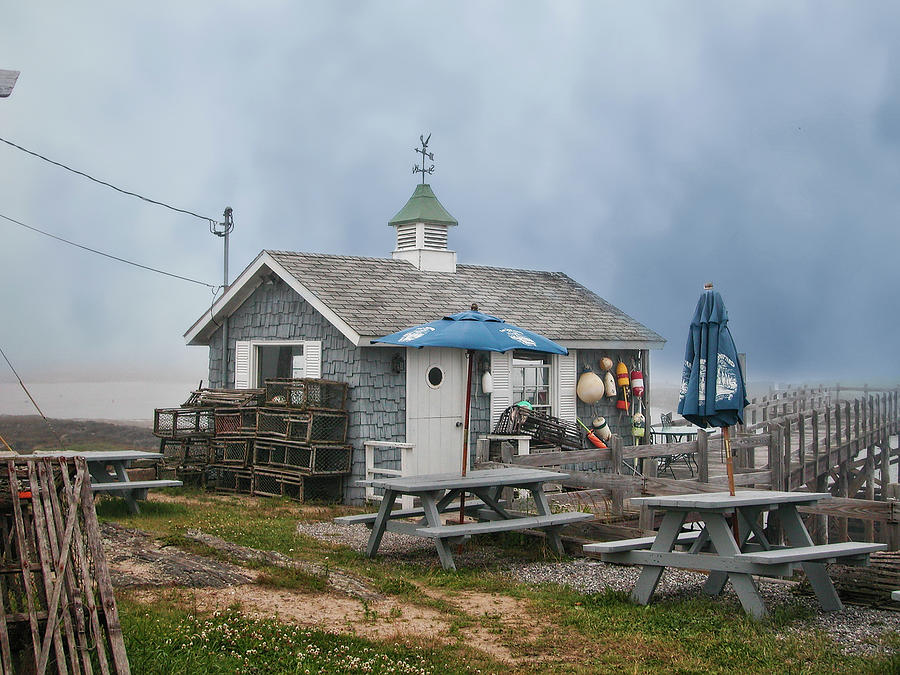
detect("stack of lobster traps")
[152,378,351,502]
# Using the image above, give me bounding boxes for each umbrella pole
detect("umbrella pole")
[459,350,474,524]
[723,426,736,497]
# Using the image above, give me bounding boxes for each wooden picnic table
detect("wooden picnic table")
[34,450,181,514]
[337,467,592,571]
[583,490,886,619]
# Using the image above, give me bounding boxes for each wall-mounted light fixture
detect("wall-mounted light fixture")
[391,352,406,374]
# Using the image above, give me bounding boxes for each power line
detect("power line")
[0,342,66,451]
[0,135,218,224]
[0,212,218,289]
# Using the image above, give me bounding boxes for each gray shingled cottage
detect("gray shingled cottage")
[184,183,665,503]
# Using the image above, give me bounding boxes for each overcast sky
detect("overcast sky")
[2,2,899,400]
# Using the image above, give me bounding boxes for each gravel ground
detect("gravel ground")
[297,521,900,656]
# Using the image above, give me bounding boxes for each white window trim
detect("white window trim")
[489,349,577,427]
[234,339,322,388]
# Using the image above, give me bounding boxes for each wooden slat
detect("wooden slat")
[6,461,42,668]
[511,448,610,466]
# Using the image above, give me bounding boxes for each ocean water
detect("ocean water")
[0,381,199,423]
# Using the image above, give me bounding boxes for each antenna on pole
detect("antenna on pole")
[211,207,235,386]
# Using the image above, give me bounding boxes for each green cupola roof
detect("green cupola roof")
[388,184,458,227]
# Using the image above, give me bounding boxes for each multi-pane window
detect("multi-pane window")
[511,351,551,413]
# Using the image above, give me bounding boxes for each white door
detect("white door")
[406,347,467,475]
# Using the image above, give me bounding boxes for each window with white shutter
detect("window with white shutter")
[234,341,251,389]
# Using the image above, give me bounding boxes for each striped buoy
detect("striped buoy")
[616,361,630,388]
[632,412,645,438]
[591,416,612,441]
[630,369,644,398]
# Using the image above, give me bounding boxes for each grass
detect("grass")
[118,597,487,675]
[98,490,900,674]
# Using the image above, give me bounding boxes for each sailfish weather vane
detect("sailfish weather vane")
[412,133,435,184]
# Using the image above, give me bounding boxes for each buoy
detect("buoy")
[630,369,644,398]
[632,412,646,438]
[616,361,630,388]
[604,371,616,398]
[599,356,614,372]
[577,417,607,449]
[576,368,605,404]
[616,384,629,410]
[591,416,612,441]
[482,370,494,394]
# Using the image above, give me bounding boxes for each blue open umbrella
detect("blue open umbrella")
[373,305,567,477]
[677,284,748,495]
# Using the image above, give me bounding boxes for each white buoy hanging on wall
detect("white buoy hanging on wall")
[604,370,617,398]
[576,368,605,403]
[482,370,494,394]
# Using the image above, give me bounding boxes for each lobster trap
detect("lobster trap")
[210,436,255,466]
[153,407,214,438]
[205,465,254,494]
[254,440,352,475]
[493,405,584,451]
[182,388,265,408]
[256,408,348,444]
[214,408,257,435]
[252,469,343,503]
[264,378,348,410]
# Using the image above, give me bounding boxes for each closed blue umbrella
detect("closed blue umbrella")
[372,305,567,479]
[677,284,748,495]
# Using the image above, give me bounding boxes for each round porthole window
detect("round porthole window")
[427,366,444,388]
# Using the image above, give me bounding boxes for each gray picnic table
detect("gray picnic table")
[34,450,181,514]
[583,490,886,619]
[336,467,592,571]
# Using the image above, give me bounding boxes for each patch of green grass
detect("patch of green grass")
[254,565,327,592]
[118,599,491,675]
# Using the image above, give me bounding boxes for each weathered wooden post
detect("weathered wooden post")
[886,483,900,551]
[610,435,623,516]
[811,410,827,544]
[798,412,807,486]
[697,429,709,484]
[782,417,793,491]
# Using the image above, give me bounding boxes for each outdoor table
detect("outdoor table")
[34,450,181,514]
[343,467,592,571]
[583,490,886,619]
[649,425,699,476]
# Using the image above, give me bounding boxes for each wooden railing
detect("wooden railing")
[480,386,900,547]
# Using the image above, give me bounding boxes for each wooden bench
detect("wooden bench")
[734,542,886,565]
[414,511,591,539]
[90,479,183,493]
[583,530,703,556]
[335,499,495,526]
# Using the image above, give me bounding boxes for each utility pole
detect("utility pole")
[211,207,234,386]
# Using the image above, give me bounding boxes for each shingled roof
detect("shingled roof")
[185,250,664,348]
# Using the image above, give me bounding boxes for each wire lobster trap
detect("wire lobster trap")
[256,408,348,444]
[254,440,351,475]
[214,408,258,435]
[182,388,265,408]
[252,469,343,503]
[210,436,254,466]
[153,407,215,438]
[205,465,253,494]
[264,378,348,410]
[492,405,584,451]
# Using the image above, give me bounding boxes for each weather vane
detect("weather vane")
[412,133,435,184]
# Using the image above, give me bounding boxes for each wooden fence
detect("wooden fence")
[481,386,900,547]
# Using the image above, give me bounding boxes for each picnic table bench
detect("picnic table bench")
[340,467,592,571]
[34,450,181,514]
[583,490,886,619]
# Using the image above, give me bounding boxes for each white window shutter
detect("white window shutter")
[234,341,251,389]
[554,351,577,423]
[304,340,322,379]
[490,351,512,428]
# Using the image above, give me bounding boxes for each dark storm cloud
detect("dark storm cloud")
[0,2,898,387]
